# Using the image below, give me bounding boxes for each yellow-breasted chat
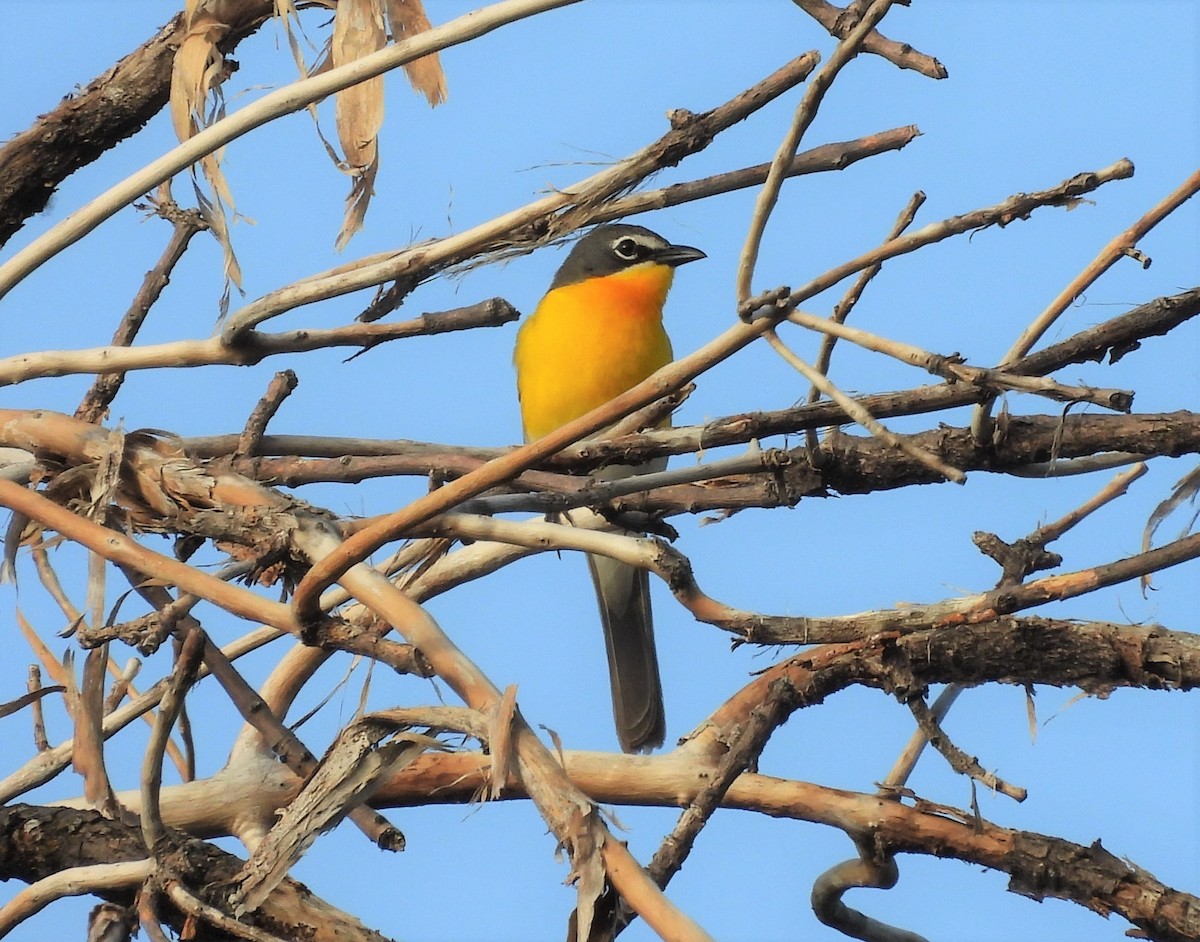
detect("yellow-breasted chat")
[513,224,705,753]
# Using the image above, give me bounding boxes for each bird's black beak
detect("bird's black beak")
[653,243,706,268]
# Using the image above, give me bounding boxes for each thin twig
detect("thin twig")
[763,328,966,483]
[787,308,1133,412]
[736,0,898,303]
[806,190,925,451]
[600,127,920,222]
[1034,463,1148,544]
[75,201,207,424]
[27,666,50,752]
[906,694,1027,801]
[162,881,291,942]
[634,682,792,935]
[0,625,284,804]
[881,685,962,789]
[237,371,298,458]
[970,165,1200,442]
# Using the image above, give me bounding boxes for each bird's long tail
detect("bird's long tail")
[587,460,666,753]
[588,553,665,753]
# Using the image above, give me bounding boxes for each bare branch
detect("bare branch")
[791,0,947,78]
[0,299,518,388]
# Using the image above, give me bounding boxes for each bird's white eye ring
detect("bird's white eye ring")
[613,237,640,261]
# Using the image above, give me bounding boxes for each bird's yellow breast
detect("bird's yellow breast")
[515,263,676,441]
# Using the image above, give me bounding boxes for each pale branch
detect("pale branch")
[0,0,582,300]
[27,666,51,754]
[786,308,1133,412]
[0,857,155,937]
[881,686,962,791]
[0,299,518,388]
[790,0,947,78]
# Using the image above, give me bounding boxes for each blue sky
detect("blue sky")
[1,2,1198,940]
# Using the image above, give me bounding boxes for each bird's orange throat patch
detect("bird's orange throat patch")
[515,262,678,441]
[589,260,676,310]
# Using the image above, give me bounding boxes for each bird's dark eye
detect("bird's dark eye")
[612,238,641,261]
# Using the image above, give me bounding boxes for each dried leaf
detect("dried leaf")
[488,684,518,800]
[1141,463,1200,594]
[563,805,606,942]
[334,0,386,168]
[273,0,311,77]
[170,0,244,311]
[386,0,448,106]
[336,159,378,252]
[332,0,386,249]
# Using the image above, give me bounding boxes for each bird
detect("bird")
[513,223,706,753]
